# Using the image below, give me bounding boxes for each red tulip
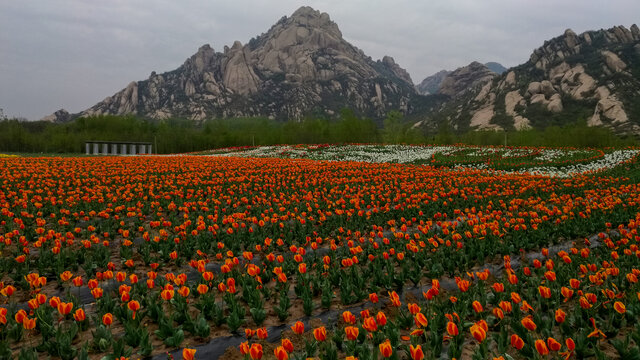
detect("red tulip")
[535,339,549,355]
[102,313,113,326]
[409,345,424,360]
[273,346,288,360]
[446,321,459,336]
[249,343,262,360]
[313,326,326,342]
[379,339,393,358]
[510,334,524,350]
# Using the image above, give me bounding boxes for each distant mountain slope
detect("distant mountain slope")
[73,7,417,121]
[484,62,507,74]
[415,25,640,135]
[438,62,497,98]
[415,62,506,96]
[416,70,450,95]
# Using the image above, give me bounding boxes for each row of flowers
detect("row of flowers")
[0,150,639,358]
[204,144,637,177]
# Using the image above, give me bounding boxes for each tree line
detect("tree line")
[0,109,636,154]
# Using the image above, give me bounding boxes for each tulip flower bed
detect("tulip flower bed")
[203,144,639,177]
[0,145,639,359]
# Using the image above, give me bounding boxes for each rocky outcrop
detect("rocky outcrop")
[601,50,627,72]
[79,6,416,121]
[559,65,596,100]
[470,106,499,130]
[505,90,531,129]
[438,62,497,98]
[41,109,71,123]
[380,56,413,85]
[416,70,450,95]
[418,24,640,136]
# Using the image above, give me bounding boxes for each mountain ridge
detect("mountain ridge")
[72,6,417,121]
[414,25,640,135]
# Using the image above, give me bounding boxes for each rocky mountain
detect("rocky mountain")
[484,62,507,74]
[415,62,506,96]
[72,7,416,121]
[416,25,640,135]
[437,62,498,98]
[416,70,450,95]
[41,109,71,123]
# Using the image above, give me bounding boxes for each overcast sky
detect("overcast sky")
[1,0,639,120]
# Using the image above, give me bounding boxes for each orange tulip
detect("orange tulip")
[238,342,250,355]
[281,338,293,353]
[178,286,190,297]
[15,309,27,324]
[538,286,551,299]
[91,287,104,299]
[499,301,512,313]
[414,312,428,328]
[1,285,16,297]
[389,291,401,307]
[73,308,86,322]
[345,326,359,341]
[183,348,196,360]
[197,284,209,294]
[510,334,524,350]
[569,278,581,289]
[274,346,288,360]
[472,300,483,313]
[102,313,113,326]
[579,296,592,309]
[492,307,504,320]
[60,271,73,282]
[521,316,537,331]
[455,277,470,292]
[408,303,421,315]
[470,323,487,343]
[535,339,549,355]
[256,327,268,340]
[28,298,39,310]
[297,263,307,274]
[547,337,561,351]
[36,293,46,305]
[492,282,505,293]
[23,317,36,330]
[291,321,304,335]
[128,300,140,319]
[57,302,73,316]
[446,321,459,336]
[49,296,61,309]
[614,301,626,314]
[555,309,566,323]
[342,311,356,324]
[363,316,378,332]
[313,326,327,342]
[161,289,174,301]
[561,287,574,300]
[369,292,379,303]
[376,311,387,326]
[409,344,424,360]
[249,343,263,360]
[379,339,393,358]
[544,271,556,282]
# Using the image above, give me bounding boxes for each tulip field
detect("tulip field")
[1,144,640,360]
